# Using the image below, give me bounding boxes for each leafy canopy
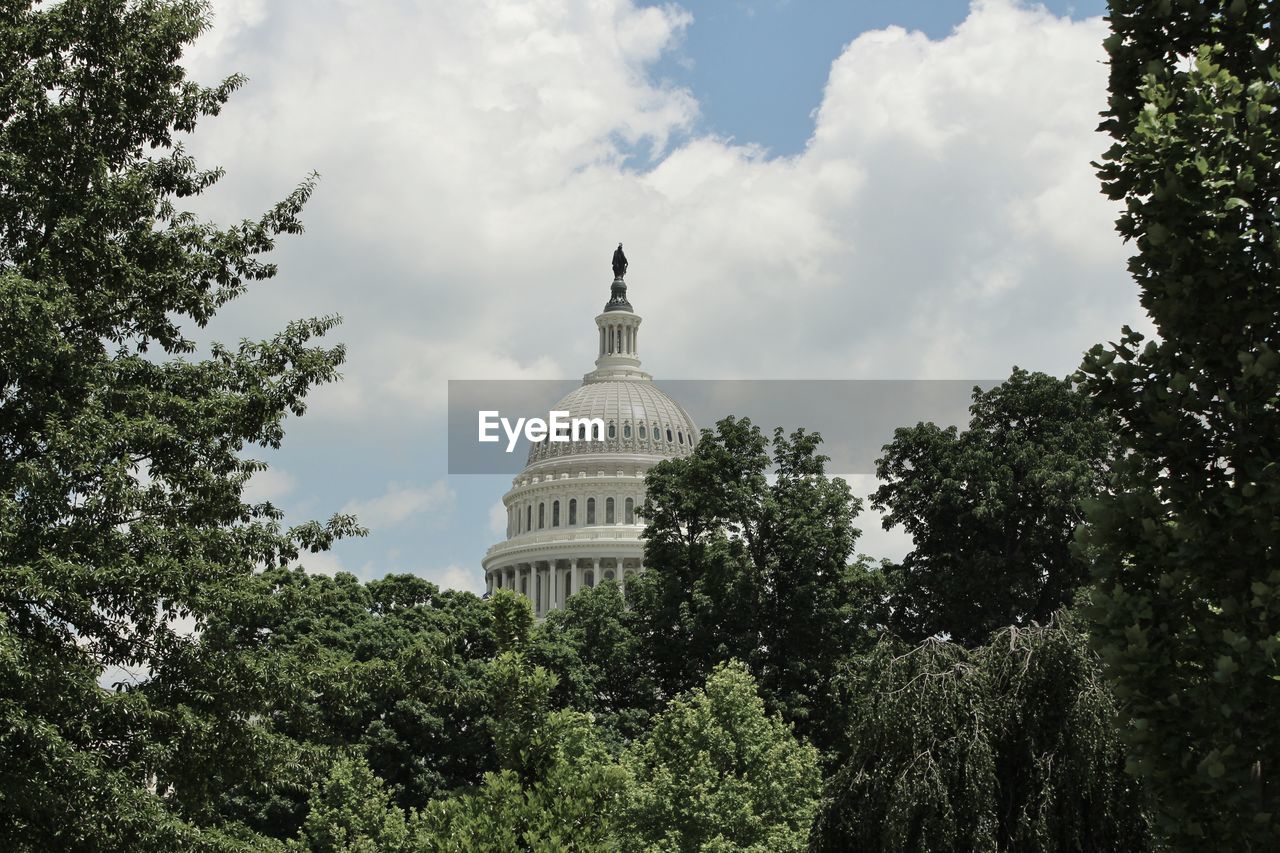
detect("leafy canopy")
[1081,1,1280,846]
[812,613,1155,853]
[619,661,821,853]
[873,368,1113,646]
[0,0,355,846]
[632,416,878,753]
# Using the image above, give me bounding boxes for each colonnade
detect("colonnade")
[485,557,641,617]
[599,320,638,357]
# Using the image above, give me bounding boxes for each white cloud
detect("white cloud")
[341,481,455,530]
[489,500,509,537]
[843,474,915,564]
[242,466,297,504]
[297,551,346,576]
[182,1,1136,417]
[430,563,486,594]
[172,1,1148,578]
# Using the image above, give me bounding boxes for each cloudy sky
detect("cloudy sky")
[178,0,1144,591]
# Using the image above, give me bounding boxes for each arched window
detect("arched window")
[586,497,596,525]
[538,502,545,529]
[604,570,615,582]
[526,505,531,531]
[608,422,616,439]
[606,497,615,524]
[623,423,632,439]
[552,500,560,527]
[677,431,684,444]
[585,571,595,588]
[666,428,673,442]
[639,424,647,439]
[564,571,573,596]
[625,497,634,524]
[521,576,527,595]
[568,498,577,526]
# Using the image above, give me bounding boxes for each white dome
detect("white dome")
[527,378,699,465]
[483,258,699,618]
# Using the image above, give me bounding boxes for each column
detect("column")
[592,557,601,589]
[547,558,558,612]
[543,561,551,612]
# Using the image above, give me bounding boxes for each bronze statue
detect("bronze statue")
[612,243,628,278]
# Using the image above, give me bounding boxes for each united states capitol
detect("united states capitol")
[482,245,699,616]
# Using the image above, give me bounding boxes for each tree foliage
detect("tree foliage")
[415,707,629,853]
[0,0,355,847]
[634,416,878,752]
[873,368,1113,646]
[811,612,1155,852]
[619,660,822,853]
[1080,1,1280,846]
[172,569,498,836]
[530,580,658,738]
[289,756,408,853]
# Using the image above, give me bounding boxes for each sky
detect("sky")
[178,0,1141,592]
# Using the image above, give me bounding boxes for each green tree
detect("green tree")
[413,710,630,852]
[618,661,821,853]
[0,1,354,846]
[633,417,874,751]
[290,756,409,853]
[415,646,630,852]
[873,368,1113,646]
[178,569,498,838]
[530,580,658,738]
[490,587,535,653]
[811,612,1154,852]
[1079,1,1280,846]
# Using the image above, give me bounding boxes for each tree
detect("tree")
[1079,1,1280,846]
[530,580,659,739]
[290,756,408,853]
[618,661,821,853]
[414,707,630,853]
[633,417,874,752]
[0,1,355,846]
[811,612,1155,852]
[415,644,631,852]
[873,368,1113,646]
[177,569,498,838]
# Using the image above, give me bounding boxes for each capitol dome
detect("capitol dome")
[483,247,698,615]
[525,380,699,466]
